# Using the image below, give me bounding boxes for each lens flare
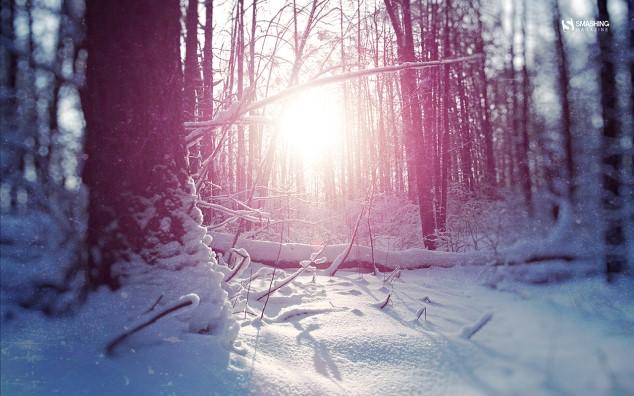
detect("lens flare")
[278,87,344,166]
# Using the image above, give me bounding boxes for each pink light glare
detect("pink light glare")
[277,86,345,167]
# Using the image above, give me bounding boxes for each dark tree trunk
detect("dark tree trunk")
[236,0,246,193]
[597,0,626,280]
[552,0,575,202]
[184,0,200,120]
[384,0,435,249]
[81,0,188,288]
[0,0,18,199]
[508,0,519,189]
[247,0,258,194]
[509,0,532,208]
[385,0,417,202]
[1,0,17,134]
[438,0,452,234]
[195,0,216,223]
[518,0,532,214]
[474,0,496,187]
[202,0,214,121]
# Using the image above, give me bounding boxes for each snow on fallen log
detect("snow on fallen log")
[208,201,585,271]
[210,232,487,270]
[210,232,581,272]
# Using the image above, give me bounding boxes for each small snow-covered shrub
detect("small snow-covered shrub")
[440,185,536,253]
[112,184,238,346]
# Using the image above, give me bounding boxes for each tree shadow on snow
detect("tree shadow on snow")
[293,321,342,381]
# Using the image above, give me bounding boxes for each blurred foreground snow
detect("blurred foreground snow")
[2,262,633,395]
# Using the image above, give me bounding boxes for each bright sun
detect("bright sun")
[278,87,344,165]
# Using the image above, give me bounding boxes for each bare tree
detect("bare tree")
[184,0,200,121]
[384,0,436,249]
[552,0,574,203]
[597,0,626,280]
[78,0,195,290]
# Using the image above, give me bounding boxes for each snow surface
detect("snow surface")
[2,265,633,395]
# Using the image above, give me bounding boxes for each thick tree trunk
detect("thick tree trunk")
[81,0,188,287]
[1,0,18,183]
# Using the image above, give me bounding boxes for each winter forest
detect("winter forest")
[1,0,633,394]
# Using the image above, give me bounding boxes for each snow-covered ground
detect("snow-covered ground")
[2,264,633,395]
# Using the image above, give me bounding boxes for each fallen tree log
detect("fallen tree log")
[211,232,584,272]
[208,232,581,272]
[208,201,586,272]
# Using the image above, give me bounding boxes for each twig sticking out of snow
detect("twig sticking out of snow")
[256,246,326,302]
[384,266,401,284]
[105,294,200,356]
[259,224,287,319]
[244,267,253,319]
[416,306,427,321]
[142,294,164,315]
[260,267,277,320]
[239,266,271,287]
[367,181,378,275]
[224,248,251,283]
[459,312,493,339]
[323,206,365,277]
[378,293,391,310]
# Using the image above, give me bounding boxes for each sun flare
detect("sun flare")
[278,87,345,164]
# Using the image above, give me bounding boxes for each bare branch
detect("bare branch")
[184,54,483,130]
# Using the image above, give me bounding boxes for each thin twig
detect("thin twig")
[260,224,285,319]
[106,299,193,356]
[142,294,164,315]
[260,267,277,320]
[256,245,325,302]
[244,267,253,319]
[416,306,426,321]
[379,293,391,309]
[329,205,366,277]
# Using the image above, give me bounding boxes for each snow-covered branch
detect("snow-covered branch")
[254,248,325,302]
[184,54,483,134]
[197,200,269,222]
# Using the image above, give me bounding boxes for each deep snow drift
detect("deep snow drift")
[2,263,633,395]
